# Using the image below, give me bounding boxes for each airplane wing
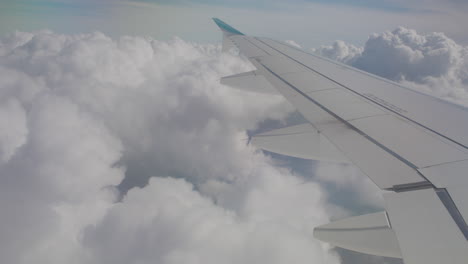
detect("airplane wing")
[213,18,468,264]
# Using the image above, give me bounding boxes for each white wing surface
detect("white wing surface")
[214,18,468,264]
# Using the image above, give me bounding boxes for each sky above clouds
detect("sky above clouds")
[0,1,467,264]
[1,0,468,46]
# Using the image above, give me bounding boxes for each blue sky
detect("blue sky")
[1,0,467,48]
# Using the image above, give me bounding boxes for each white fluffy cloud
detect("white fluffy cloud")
[84,174,334,264]
[314,163,384,211]
[312,41,362,64]
[313,27,468,106]
[0,98,27,163]
[0,31,339,264]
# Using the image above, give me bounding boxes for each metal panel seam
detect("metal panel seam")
[419,158,468,169]
[315,226,390,232]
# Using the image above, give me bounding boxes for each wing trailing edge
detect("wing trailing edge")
[221,71,277,94]
[314,211,402,258]
[250,124,350,163]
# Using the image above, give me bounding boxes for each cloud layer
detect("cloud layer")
[0,31,339,264]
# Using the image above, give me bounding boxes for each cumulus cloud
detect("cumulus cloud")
[0,30,338,264]
[312,41,362,64]
[314,163,384,212]
[313,27,468,105]
[0,98,27,163]
[84,174,334,264]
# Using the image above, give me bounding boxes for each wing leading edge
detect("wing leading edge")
[213,18,468,264]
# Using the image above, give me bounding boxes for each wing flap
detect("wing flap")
[250,123,349,162]
[313,212,402,258]
[221,71,276,94]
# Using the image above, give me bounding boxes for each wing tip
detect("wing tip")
[212,18,244,36]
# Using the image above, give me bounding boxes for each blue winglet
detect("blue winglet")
[213,18,244,35]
